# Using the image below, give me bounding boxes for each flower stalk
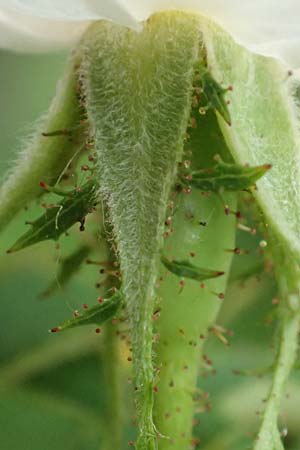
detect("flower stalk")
[0,9,300,450]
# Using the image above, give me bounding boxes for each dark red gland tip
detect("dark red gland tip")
[224,205,230,215]
[263,163,272,170]
[95,328,101,334]
[97,297,104,304]
[39,181,48,189]
[83,303,89,309]
[191,438,201,448]
[50,326,62,333]
[216,271,225,277]
[165,217,172,226]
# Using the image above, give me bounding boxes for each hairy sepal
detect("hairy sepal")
[202,19,300,258]
[80,12,203,449]
[254,312,300,450]
[0,50,85,232]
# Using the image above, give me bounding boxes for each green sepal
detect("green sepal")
[7,180,98,253]
[40,244,91,298]
[202,18,300,258]
[161,255,224,281]
[0,50,86,232]
[50,291,122,332]
[80,13,204,449]
[181,157,271,192]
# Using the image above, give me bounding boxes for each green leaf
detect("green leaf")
[161,255,225,281]
[40,244,91,298]
[181,157,271,192]
[50,291,122,332]
[7,180,98,253]
[202,18,300,258]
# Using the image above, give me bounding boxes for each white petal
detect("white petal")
[124,0,300,65]
[0,1,140,27]
[0,9,90,52]
[0,1,141,51]
[250,39,300,68]
[1,0,300,65]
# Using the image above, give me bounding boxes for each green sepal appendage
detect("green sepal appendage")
[7,180,98,253]
[50,290,122,333]
[194,66,232,125]
[181,157,271,192]
[161,255,225,281]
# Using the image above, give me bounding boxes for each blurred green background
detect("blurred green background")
[0,50,299,450]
